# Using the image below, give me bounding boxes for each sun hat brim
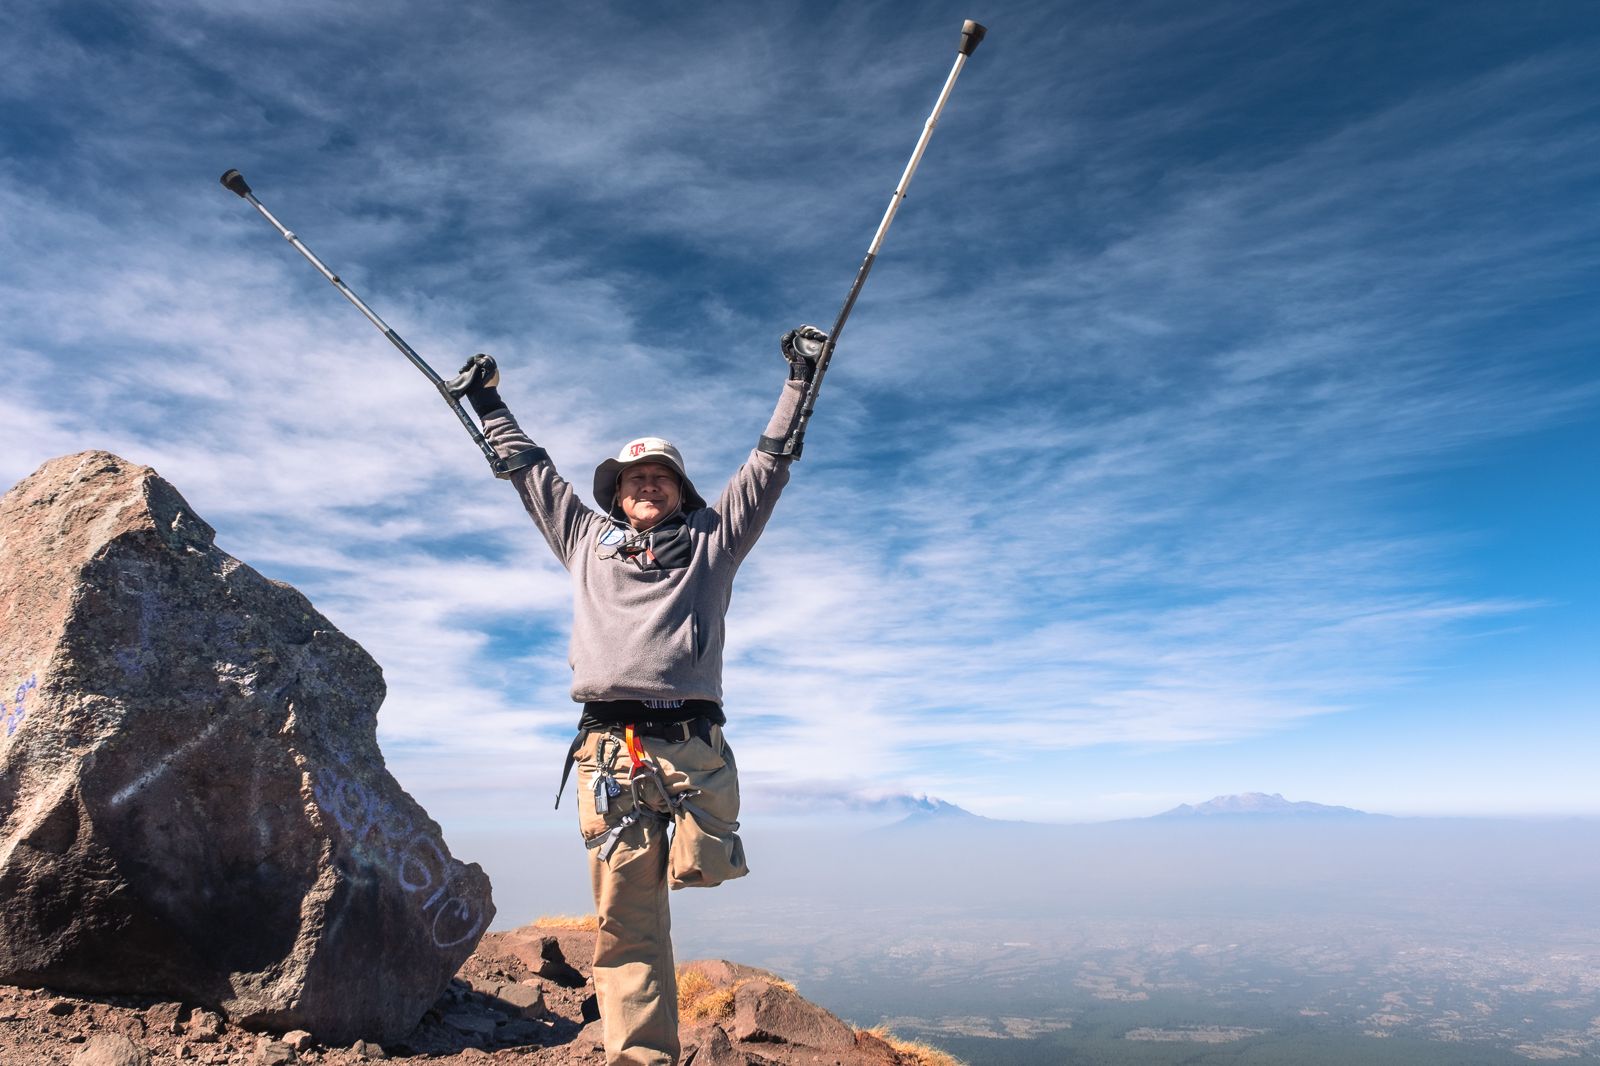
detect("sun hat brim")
[593,440,706,516]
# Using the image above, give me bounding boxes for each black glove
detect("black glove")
[446,353,505,417]
[781,325,828,382]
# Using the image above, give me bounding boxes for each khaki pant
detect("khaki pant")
[576,725,745,1066]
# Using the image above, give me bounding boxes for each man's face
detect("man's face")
[617,462,682,530]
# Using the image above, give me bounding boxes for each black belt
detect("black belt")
[581,699,724,727]
[594,718,712,743]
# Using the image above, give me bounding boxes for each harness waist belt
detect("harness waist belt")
[581,699,724,727]
[608,718,708,743]
[579,716,718,745]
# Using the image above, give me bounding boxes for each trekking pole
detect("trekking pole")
[782,19,987,458]
[218,169,535,479]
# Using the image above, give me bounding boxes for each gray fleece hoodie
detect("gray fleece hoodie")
[480,379,805,705]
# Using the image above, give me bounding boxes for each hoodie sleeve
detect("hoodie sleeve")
[712,378,806,559]
[479,404,600,570]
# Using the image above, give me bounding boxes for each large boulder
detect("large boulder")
[0,451,494,1044]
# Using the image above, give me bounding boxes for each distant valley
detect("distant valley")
[475,799,1600,1063]
[667,801,1600,1065]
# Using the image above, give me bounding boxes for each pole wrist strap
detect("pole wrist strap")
[757,434,801,458]
[492,447,547,479]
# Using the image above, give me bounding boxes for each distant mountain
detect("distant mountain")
[877,797,1040,833]
[873,792,1383,835]
[1153,792,1376,819]
[893,798,987,826]
[750,788,986,819]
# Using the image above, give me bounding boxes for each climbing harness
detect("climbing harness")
[580,721,716,864]
[552,704,721,810]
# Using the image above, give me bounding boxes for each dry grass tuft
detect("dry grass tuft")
[676,966,794,1021]
[677,968,736,1021]
[863,1027,967,1066]
[532,913,599,931]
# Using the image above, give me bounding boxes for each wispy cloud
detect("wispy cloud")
[2,0,1596,825]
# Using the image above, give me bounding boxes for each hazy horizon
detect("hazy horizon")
[458,812,1600,1061]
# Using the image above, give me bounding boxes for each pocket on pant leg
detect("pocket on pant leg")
[668,801,748,889]
[667,735,747,890]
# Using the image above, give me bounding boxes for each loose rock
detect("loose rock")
[500,932,588,988]
[681,1022,748,1066]
[254,1037,297,1065]
[143,1002,185,1034]
[731,979,857,1050]
[68,1032,150,1066]
[494,981,546,1018]
[574,1018,605,1053]
[185,1009,224,1043]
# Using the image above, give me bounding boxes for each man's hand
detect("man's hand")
[781,325,829,382]
[446,353,500,398]
[446,353,506,418]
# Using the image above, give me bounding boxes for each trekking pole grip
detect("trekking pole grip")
[959,20,987,56]
[220,169,252,198]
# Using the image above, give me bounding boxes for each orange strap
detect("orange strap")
[624,724,647,770]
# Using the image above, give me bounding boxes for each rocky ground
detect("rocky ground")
[0,920,951,1066]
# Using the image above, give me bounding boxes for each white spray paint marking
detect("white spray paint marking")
[312,756,487,949]
[109,713,230,807]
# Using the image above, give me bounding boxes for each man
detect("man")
[449,325,827,1066]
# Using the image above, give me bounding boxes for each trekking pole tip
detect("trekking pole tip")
[220,169,252,198]
[959,20,987,56]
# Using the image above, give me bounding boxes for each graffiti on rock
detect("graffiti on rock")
[3,675,38,738]
[312,759,486,950]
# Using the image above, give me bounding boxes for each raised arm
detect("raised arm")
[450,355,600,570]
[712,326,824,557]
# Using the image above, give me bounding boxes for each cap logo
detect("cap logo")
[629,442,648,457]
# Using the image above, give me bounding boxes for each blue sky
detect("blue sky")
[2,0,1597,828]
